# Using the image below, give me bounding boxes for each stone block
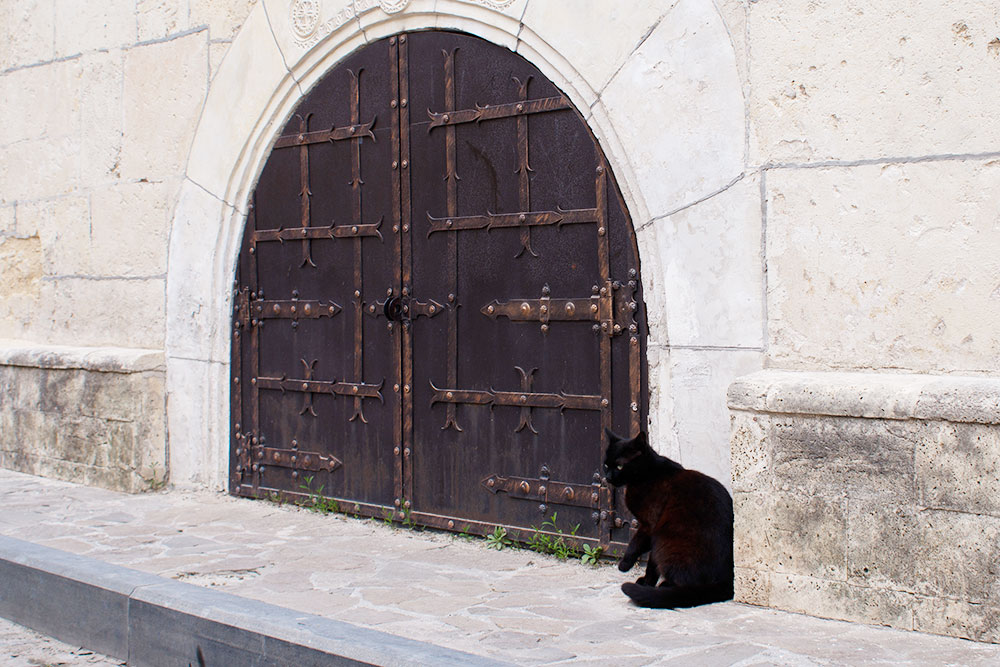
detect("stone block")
[36,277,165,349]
[520,1,665,94]
[638,174,763,349]
[916,510,1000,605]
[913,597,1000,644]
[185,6,287,201]
[768,573,914,631]
[770,417,917,502]
[733,491,771,571]
[165,180,232,362]
[90,181,173,276]
[136,0,186,42]
[0,236,42,340]
[190,0,255,41]
[0,57,81,147]
[0,134,80,202]
[734,566,770,607]
[0,0,56,70]
[167,356,228,488]
[766,160,1000,374]
[53,0,136,58]
[748,0,1000,163]
[917,423,1000,516]
[121,29,209,182]
[599,0,744,219]
[22,196,92,276]
[79,49,125,188]
[846,499,920,593]
[730,412,769,493]
[768,492,847,580]
[668,348,763,487]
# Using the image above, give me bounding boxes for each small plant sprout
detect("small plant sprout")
[582,544,603,566]
[485,526,513,550]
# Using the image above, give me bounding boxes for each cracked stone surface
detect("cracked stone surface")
[2,469,999,665]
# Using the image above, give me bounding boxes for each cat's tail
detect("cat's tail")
[621,581,733,609]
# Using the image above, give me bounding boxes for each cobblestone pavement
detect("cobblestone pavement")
[0,617,122,667]
[2,469,999,665]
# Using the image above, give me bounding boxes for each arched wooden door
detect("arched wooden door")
[231,30,647,550]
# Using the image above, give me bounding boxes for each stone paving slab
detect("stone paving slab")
[2,469,1000,665]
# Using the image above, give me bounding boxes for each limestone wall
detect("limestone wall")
[730,371,1000,643]
[0,341,166,492]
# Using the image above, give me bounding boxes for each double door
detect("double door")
[231,30,646,548]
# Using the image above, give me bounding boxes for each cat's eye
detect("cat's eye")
[616,464,623,471]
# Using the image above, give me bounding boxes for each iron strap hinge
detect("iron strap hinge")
[482,473,605,510]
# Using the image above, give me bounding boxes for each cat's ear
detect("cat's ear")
[633,430,649,448]
[604,427,619,444]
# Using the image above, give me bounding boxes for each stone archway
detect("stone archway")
[166,0,746,489]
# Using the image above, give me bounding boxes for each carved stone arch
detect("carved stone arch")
[166,1,746,491]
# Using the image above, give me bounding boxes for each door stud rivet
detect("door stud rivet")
[394,384,400,392]
[448,520,455,529]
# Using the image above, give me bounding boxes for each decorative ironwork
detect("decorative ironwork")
[442,47,462,433]
[427,95,571,129]
[273,119,375,147]
[296,113,315,267]
[481,468,608,511]
[426,207,598,235]
[429,378,601,412]
[248,298,341,321]
[232,31,646,552]
[252,222,384,242]
[251,444,342,473]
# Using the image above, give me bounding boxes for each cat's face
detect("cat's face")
[603,429,646,487]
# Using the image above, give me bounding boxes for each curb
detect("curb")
[0,536,511,666]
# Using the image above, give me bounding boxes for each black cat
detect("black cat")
[604,428,734,608]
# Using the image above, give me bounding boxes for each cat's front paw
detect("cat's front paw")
[618,557,636,572]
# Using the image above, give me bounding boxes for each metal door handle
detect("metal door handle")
[383,296,404,322]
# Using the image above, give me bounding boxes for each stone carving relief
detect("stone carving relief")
[291,0,322,39]
[291,0,516,49]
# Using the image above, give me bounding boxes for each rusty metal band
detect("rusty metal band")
[399,33,414,510]
[427,95,570,129]
[232,485,631,558]
[253,223,383,242]
[595,163,612,548]
[429,381,601,411]
[349,69,367,424]
[248,201,261,494]
[482,295,603,323]
[443,47,461,432]
[249,299,341,320]
[231,286,245,490]
[273,119,375,148]
[482,473,603,509]
[426,207,597,235]
[254,376,385,401]
[250,445,342,473]
[389,36,404,513]
[297,114,315,267]
[515,76,536,258]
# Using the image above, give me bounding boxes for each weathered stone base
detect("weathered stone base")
[0,340,166,493]
[729,370,1000,643]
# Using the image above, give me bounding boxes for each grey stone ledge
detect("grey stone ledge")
[0,339,164,374]
[0,535,510,666]
[728,370,1000,425]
